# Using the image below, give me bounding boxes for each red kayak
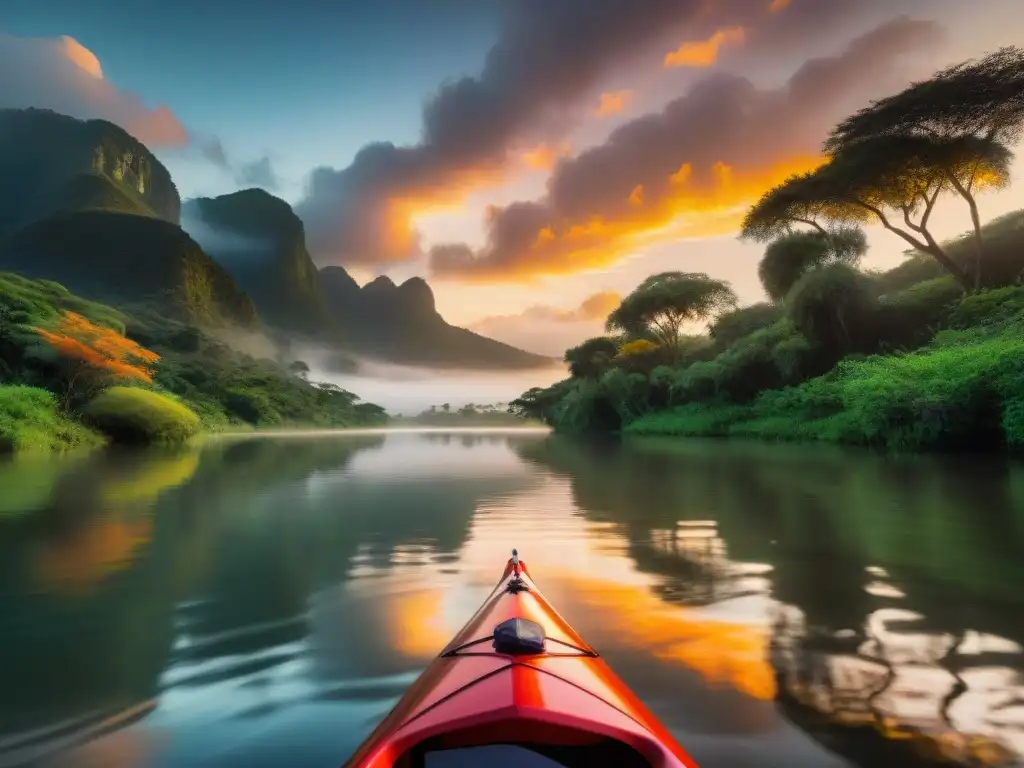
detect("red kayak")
[343,550,699,767]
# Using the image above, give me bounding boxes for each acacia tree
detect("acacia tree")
[820,134,1010,289]
[741,171,836,243]
[757,227,867,301]
[825,47,1024,287]
[605,272,736,360]
[34,311,160,409]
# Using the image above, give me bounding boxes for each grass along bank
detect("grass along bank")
[626,286,1024,452]
[0,272,388,453]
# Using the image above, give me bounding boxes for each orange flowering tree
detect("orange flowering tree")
[34,311,160,408]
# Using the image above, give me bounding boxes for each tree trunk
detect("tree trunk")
[855,201,972,290]
[945,173,986,291]
[966,193,985,290]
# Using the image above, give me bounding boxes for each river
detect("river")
[1,430,1023,768]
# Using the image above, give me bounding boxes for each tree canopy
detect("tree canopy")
[824,46,1024,151]
[605,272,736,358]
[563,336,618,379]
[823,47,1024,288]
[757,227,867,302]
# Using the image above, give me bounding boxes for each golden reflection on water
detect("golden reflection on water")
[5,432,1024,768]
[32,516,153,594]
[562,574,776,701]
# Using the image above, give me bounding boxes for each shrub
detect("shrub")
[0,385,104,453]
[870,276,965,351]
[83,386,200,444]
[709,303,784,348]
[786,263,876,352]
[222,387,282,426]
[947,285,1024,330]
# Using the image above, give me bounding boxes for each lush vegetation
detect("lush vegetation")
[82,386,201,444]
[0,272,388,452]
[511,48,1024,454]
[0,210,258,327]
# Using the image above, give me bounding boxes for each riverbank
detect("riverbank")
[511,253,1024,455]
[627,285,1024,452]
[0,272,388,454]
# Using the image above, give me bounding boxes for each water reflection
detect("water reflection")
[0,431,1021,767]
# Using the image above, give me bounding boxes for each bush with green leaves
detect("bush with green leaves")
[83,386,201,444]
[709,303,784,348]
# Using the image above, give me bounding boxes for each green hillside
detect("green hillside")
[0,108,180,235]
[0,211,258,328]
[0,272,387,452]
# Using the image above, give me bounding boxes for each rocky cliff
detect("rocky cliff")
[0,108,180,235]
[319,267,552,370]
[182,189,333,336]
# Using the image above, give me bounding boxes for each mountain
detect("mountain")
[182,189,334,336]
[0,211,258,327]
[0,108,180,236]
[186,189,550,369]
[319,267,552,370]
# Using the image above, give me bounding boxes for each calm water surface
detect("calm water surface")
[1,429,1024,767]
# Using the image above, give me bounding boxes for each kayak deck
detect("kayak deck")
[343,556,698,767]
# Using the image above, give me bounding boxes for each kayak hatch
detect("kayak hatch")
[342,551,700,768]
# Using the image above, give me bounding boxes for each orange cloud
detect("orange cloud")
[767,0,791,12]
[574,291,622,320]
[0,33,188,147]
[428,16,942,284]
[520,143,571,171]
[510,155,823,281]
[664,27,746,68]
[60,35,103,79]
[592,90,633,117]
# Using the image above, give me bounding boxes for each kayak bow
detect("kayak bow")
[343,550,699,767]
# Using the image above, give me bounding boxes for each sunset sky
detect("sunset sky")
[4,0,1024,356]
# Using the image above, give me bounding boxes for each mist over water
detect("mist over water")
[306,356,566,414]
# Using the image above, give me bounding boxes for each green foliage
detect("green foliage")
[758,228,866,301]
[628,289,1024,453]
[870,276,965,350]
[786,263,876,351]
[0,271,125,332]
[947,284,1024,329]
[709,303,783,347]
[223,388,281,426]
[0,212,258,327]
[83,386,200,445]
[564,336,618,378]
[0,274,388,448]
[0,385,104,453]
[605,272,736,354]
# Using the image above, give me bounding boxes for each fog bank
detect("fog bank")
[306,357,566,415]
